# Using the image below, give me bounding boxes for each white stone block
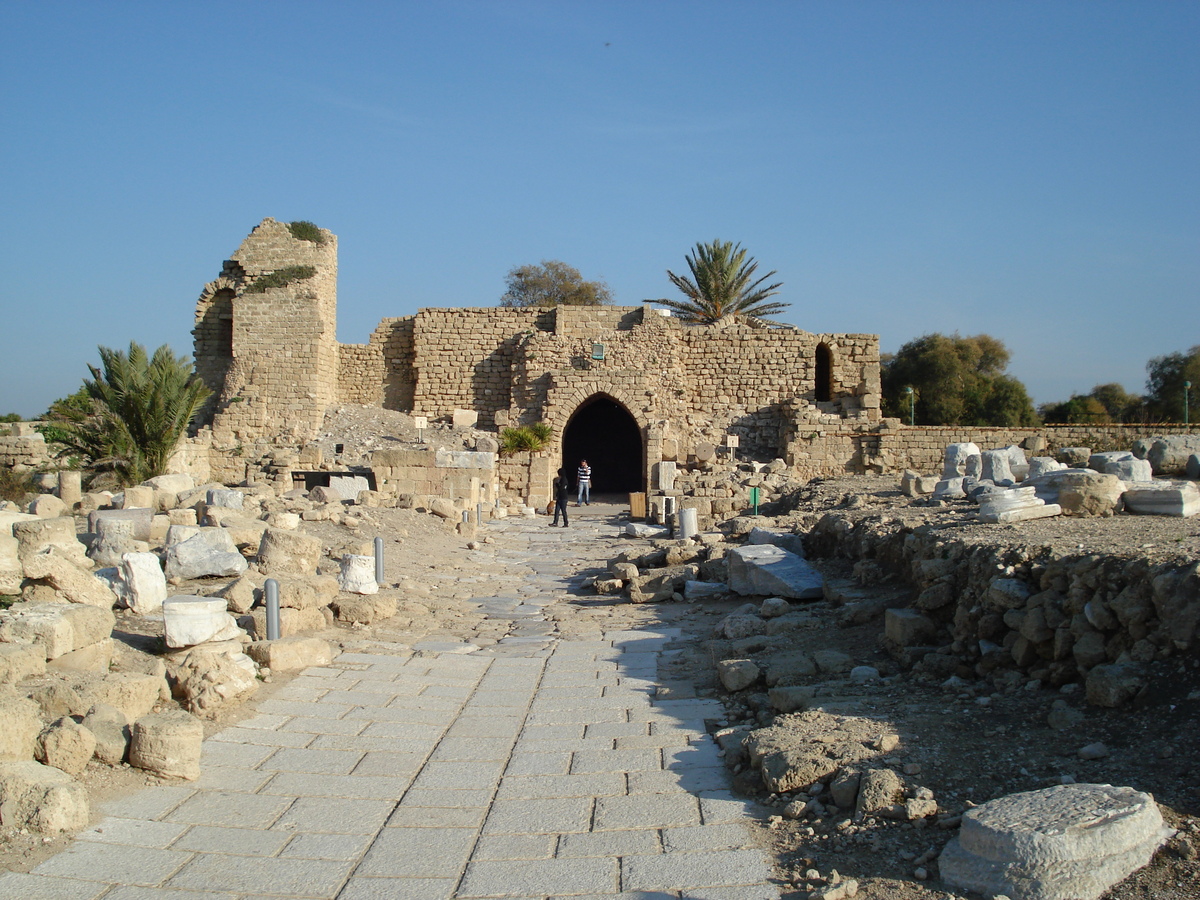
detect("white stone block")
[338,554,379,594]
[162,595,244,648]
[120,552,168,614]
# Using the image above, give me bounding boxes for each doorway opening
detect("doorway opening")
[561,394,644,497]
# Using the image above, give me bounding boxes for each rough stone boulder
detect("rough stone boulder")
[129,709,204,780]
[22,553,117,608]
[87,517,147,567]
[256,527,323,576]
[939,783,1173,900]
[716,658,760,692]
[214,572,264,614]
[0,643,46,684]
[629,564,699,603]
[70,671,165,723]
[747,527,806,557]
[206,488,245,509]
[1146,435,1200,476]
[0,760,89,833]
[163,595,244,648]
[1025,470,1125,517]
[164,527,248,580]
[13,517,89,568]
[82,703,130,765]
[247,605,330,638]
[0,601,115,662]
[245,637,335,671]
[167,642,258,716]
[332,594,398,625]
[762,748,840,794]
[855,767,906,817]
[0,531,21,594]
[0,693,43,761]
[727,544,824,600]
[35,717,96,776]
[117,551,168,613]
[1085,662,1145,707]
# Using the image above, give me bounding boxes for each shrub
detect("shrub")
[0,466,34,503]
[499,424,553,456]
[287,220,326,243]
[246,265,317,294]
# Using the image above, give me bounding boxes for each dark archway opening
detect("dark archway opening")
[815,343,833,402]
[561,395,643,497]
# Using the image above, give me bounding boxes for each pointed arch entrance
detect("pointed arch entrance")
[561,394,644,497]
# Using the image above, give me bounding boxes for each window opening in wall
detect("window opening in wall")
[562,394,644,496]
[815,343,833,402]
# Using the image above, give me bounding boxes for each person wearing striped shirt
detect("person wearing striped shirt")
[576,460,591,506]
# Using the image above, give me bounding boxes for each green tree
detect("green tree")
[1039,382,1145,424]
[56,343,211,486]
[654,239,787,324]
[500,260,613,308]
[881,333,1038,426]
[1144,345,1200,422]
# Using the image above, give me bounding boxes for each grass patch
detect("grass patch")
[246,265,317,294]
[287,220,326,243]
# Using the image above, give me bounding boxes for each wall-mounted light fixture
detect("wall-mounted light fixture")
[591,342,605,360]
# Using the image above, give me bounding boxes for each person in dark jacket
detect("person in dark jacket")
[552,468,570,527]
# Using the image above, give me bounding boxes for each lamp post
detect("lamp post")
[904,386,914,426]
[1186,380,1192,426]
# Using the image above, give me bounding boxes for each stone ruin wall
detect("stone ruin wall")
[186,219,900,493]
[806,508,1200,688]
[193,219,339,450]
[336,303,880,466]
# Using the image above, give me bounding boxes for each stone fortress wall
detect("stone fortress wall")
[193,220,882,492]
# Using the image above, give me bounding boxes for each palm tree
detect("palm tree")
[61,342,211,486]
[657,240,788,324]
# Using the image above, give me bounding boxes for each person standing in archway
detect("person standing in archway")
[576,459,592,506]
[552,468,570,527]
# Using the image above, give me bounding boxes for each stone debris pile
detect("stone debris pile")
[909,435,1199,520]
[0,468,404,832]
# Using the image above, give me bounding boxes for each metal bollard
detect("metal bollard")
[265,578,281,641]
[476,502,484,525]
[374,536,385,585]
[462,510,470,524]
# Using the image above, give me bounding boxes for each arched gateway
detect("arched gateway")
[561,394,644,496]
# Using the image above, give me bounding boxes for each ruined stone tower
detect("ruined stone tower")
[193,218,339,445]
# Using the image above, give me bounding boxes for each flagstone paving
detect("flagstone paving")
[0,508,780,899]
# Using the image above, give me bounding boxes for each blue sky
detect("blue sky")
[2,1,1196,418]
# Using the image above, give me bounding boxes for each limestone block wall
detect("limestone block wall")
[407,308,549,425]
[339,344,384,406]
[495,452,554,506]
[369,317,416,411]
[0,432,51,470]
[194,219,339,446]
[368,447,495,506]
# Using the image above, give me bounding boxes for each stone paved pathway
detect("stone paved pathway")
[0,509,780,899]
